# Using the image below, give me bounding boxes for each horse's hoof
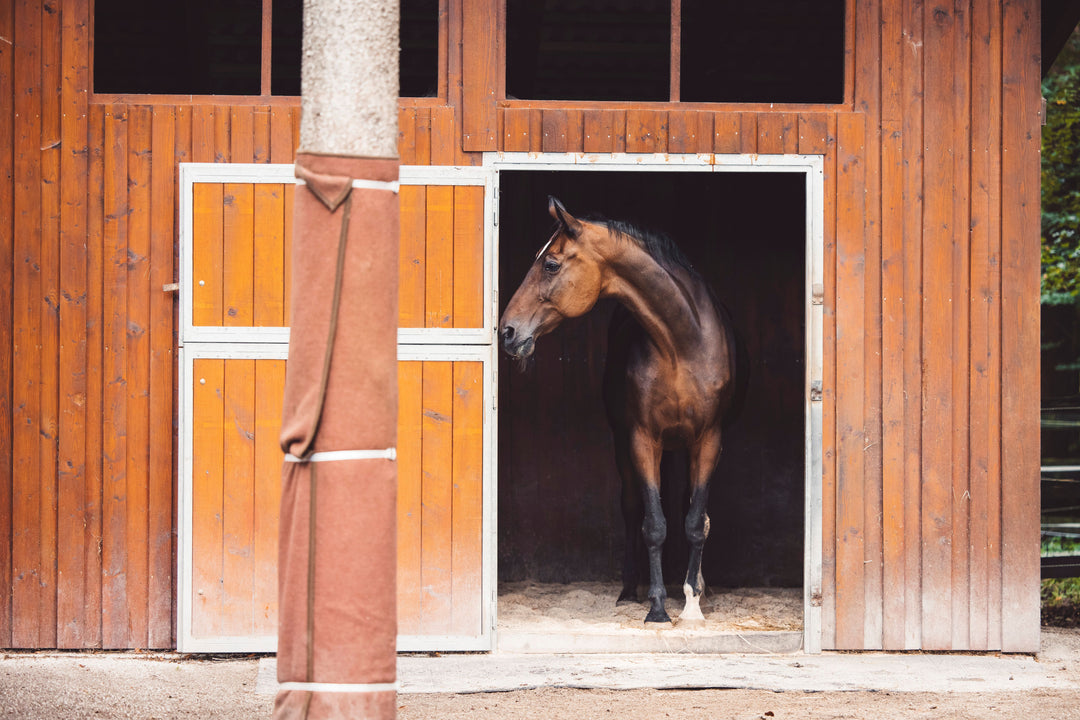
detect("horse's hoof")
[644,609,672,624]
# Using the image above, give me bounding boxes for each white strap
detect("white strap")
[278,681,399,694]
[285,448,397,463]
[294,177,400,194]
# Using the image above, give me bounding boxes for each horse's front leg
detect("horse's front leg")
[680,428,722,624]
[631,430,669,624]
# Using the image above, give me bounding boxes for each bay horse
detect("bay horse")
[499,197,740,625]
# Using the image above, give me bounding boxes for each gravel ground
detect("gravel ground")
[1,628,1078,719]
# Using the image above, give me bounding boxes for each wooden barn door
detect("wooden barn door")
[177,164,495,652]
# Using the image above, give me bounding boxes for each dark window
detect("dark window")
[506,0,670,102]
[680,0,845,104]
[271,0,302,96]
[400,0,440,98]
[94,0,262,95]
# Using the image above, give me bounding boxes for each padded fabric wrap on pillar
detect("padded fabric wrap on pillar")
[275,153,399,720]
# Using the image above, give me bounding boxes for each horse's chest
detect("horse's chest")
[627,362,718,439]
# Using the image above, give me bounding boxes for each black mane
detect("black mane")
[583,215,698,277]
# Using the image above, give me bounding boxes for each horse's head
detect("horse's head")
[499,197,606,360]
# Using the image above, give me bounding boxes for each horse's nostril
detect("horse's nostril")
[501,326,515,344]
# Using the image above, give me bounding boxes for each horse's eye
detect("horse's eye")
[543,258,560,274]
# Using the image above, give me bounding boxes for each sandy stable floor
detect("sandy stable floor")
[498,581,803,634]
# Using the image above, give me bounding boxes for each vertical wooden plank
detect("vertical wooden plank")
[222,183,255,327]
[148,105,176,648]
[11,0,43,648]
[253,184,286,327]
[582,111,615,154]
[625,110,666,153]
[451,361,484,636]
[290,107,301,157]
[283,183,294,324]
[968,0,993,639]
[855,0,884,652]
[414,108,432,166]
[253,107,270,163]
[879,0,906,652]
[39,0,62,649]
[834,112,866,650]
[797,115,829,155]
[949,0,973,651]
[222,359,256,635]
[191,359,225,638]
[270,108,294,164]
[425,186,454,328]
[972,0,1003,652]
[0,0,14,649]
[192,105,215,164]
[421,361,454,634]
[565,109,584,152]
[528,109,544,153]
[230,106,254,164]
[713,113,741,154]
[453,186,485,329]
[125,104,153,648]
[398,107,417,165]
[84,103,105,649]
[542,110,569,154]
[396,361,423,635]
[431,106,456,166]
[999,0,1040,653]
[780,113,799,154]
[253,360,285,635]
[667,110,699,154]
[921,0,956,651]
[825,114,840,649]
[461,0,499,151]
[502,108,532,153]
[56,0,90,649]
[738,113,758,154]
[399,185,428,328]
[100,105,129,648]
[756,114,786,154]
[901,0,925,651]
[214,104,230,163]
[192,184,224,326]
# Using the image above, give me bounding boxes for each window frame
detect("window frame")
[90,0,449,104]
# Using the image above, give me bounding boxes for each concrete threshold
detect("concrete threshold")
[257,650,1061,696]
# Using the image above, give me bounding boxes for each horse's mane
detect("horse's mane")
[582,215,699,278]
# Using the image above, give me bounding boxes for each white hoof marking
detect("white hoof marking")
[679,583,705,622]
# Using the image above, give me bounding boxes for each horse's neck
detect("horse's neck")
[604,244,703,362]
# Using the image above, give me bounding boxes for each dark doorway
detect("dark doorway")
[497,170,806,593]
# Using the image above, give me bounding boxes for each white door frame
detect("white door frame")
[176,162,498,653]
[484,151,825,654]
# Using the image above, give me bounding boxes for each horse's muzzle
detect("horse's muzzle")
[499,325,535,359]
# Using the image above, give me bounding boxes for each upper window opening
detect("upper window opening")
[94,0,262,95]
[506,0,671,102]
[271,0,302,96]
[94,0,441,98]
[505,0,845,104]
[400,0,440,98]
[680,0,845,104]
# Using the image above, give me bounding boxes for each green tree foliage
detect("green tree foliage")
[1043,30,1080,304]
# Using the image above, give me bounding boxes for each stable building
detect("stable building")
[0,0,1064,653]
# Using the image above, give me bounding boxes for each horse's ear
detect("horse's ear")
[548,196,582,239]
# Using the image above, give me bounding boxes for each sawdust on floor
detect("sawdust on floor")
[498,581,802,635]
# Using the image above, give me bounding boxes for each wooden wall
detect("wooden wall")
[0,0,1043,651]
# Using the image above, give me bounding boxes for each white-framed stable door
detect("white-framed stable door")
[485,152,824,654]
[176,163,498,653]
